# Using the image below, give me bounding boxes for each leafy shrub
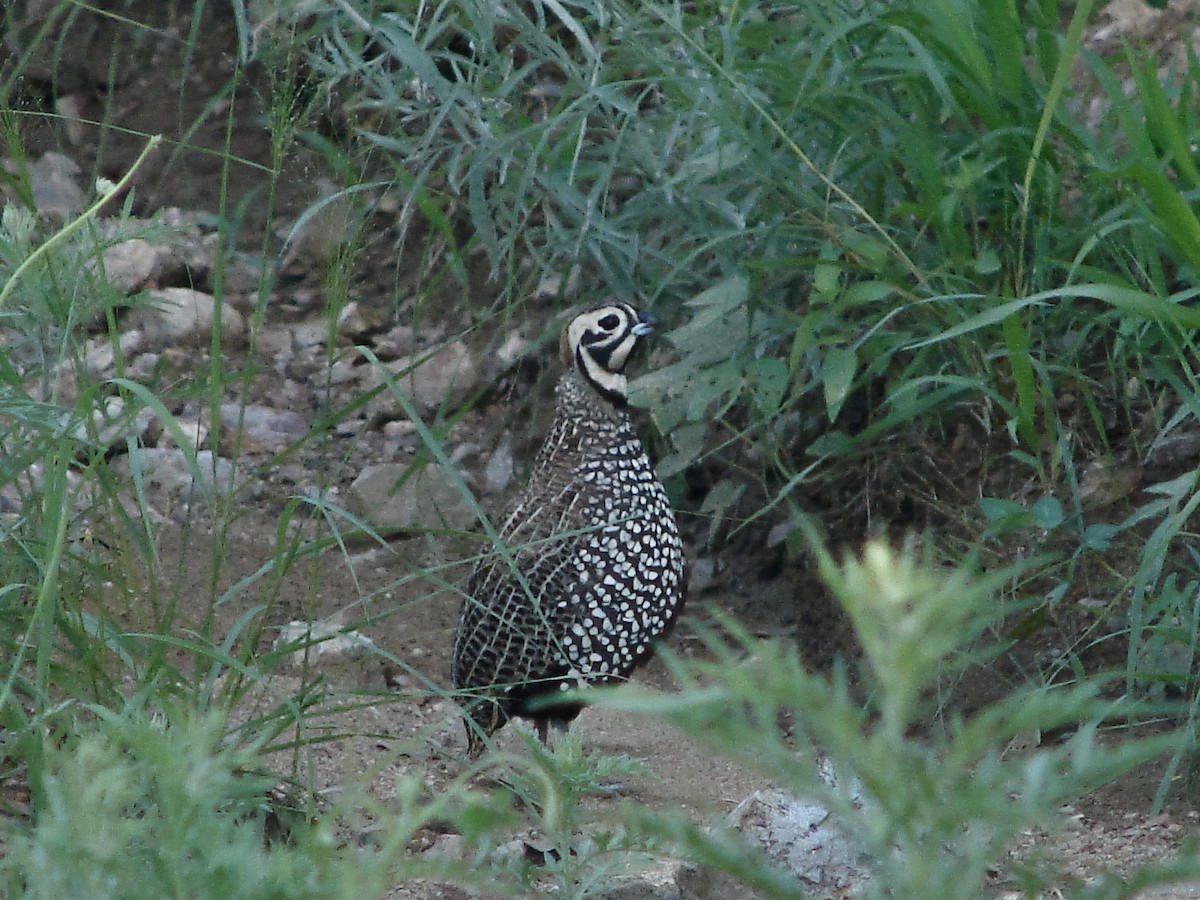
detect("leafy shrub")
[597,536,1182,897]
[2,711,331,899]
[287,0,1200,701]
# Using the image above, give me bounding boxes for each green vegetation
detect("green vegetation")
[2,0,1200,895]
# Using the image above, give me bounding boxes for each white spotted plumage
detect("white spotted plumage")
[451,302,684,756]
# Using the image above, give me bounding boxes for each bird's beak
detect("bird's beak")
[632,309,658,337]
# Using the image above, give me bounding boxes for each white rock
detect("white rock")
[767,519,799,548]
[382,420,418,440]
[127,352,159,382]
[274,618,377,672]
[334,417,364,437]
[88,213,217,295]
[373,323,415,360]
[83,330,144,377]
[686,556,719,595]
[424,832,465,860]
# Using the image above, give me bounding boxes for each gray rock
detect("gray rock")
[484,434,514,493]
[30,152,84,222]
[0,462,85,518]
[127,352,159,382]
[496,328,529,367]
[99,238,164,294]
[88,212,218,295]
[114,447,236,504]
[218,403,309,454]
[254,324,293,357]
[373,342,480,416]
[686,556,719,595]
[155,207,220,281]
[336,300,371,339]
[347,462,475,533]
[83,330,144,377]
[130,287,246,349]
[279,179,359,274]
[335,416,367,438]
[54,93,88,145]
[448,442,481,466]
[157,418,209,452]
[274,618,377,672]
[289,321,328,351]
[371,323,415,360]
[328,357,361,385]
[71,395,153,450]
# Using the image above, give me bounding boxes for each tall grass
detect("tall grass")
[1,0,1200,894]
[296,0,1200,680]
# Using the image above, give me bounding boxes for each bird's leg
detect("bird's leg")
[465,720,485,760]
[463,699,505,759]
[534,715,571,750]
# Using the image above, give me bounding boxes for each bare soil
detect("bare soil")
[8,1,1200,896]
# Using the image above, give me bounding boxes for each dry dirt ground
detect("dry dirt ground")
[11,1,1200,896]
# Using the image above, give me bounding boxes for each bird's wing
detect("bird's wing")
[452,466,597,692]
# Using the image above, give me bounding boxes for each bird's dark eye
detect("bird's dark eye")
[598,314,620,330]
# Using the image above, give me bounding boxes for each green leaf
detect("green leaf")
[686,359,744,421]
[1082,523,1119,552]
[842,280,895,307]
[904,295,1038,349]
[822,346,857,423]
[700,478,747,545]
[746,357,789,417]
[1032,496,1064,530]
[676,142,752,181]
[974,246,1000,275]
[806,430,851,458]
[979,497,1036,535]
[842,231,892,269]
[1125,159,1200,274]
[1129,48,1200,189]
[1056,283,1200,329]
[684,276,750,313]
[658,422,707,479]
[813,241,841,296]
[1001,310,1039,452]
[669,308,750,363]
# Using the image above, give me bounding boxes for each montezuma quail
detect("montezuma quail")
[451,303,684,756]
